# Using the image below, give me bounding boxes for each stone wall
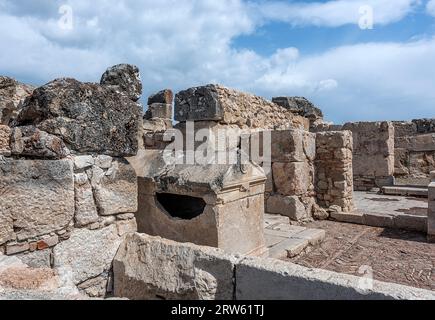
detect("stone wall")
[315,131,354,212]
[428,171,435,242]
[143,89,174,150]
[0,64,141,298]
[264,129,318,221]
[393,119,435,186]
[341,122,395,190]
[175,84,308,130]
[113,233,435,300]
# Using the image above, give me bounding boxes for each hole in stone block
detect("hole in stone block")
[156,193,206,220]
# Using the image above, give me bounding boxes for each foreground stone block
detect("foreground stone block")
[427,172,435,242]
[236,257,435,300]
[113,233,237,300]
[16,78,142,157]
[175,84,305,129]
[0,159,74,243]
[53,224,123,285]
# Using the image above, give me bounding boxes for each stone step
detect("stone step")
[265,225,326,259]
[381,186,428,198]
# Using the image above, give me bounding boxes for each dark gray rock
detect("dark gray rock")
[147,89,173,105]
[100,64,142,102]
[174,85,223,122]
[16,78,142,157]
[272,97,323,122]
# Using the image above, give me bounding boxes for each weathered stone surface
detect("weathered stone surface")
[10,126,69,159]
[0,76,34,125]
[272,162,312,196]
[53,224,122,285]
[91,159,138,216]
[272,96,323,124]
[147,89,173,105]
[0,159,74,243]
[17,249,51,268]
[113,233,237,300]
[429,172,435,242]
[145,103,172,120]
[395,134,435,152]
[266,195,307,221]
[74,173,99,227]
[236,257,435,300]
[0,125,11,156]
[315,131,354,212]
[16,78,142,157]
[73,155,94,170]
[100,64,142,102]
[175,84,305,129]
[271,129,316,163]
[342,122,395,178]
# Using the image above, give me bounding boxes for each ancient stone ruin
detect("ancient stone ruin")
[0,65,433,300]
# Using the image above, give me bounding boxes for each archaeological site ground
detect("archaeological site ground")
[0,64,434,301]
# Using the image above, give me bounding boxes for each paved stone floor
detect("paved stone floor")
[354,191,428,216]
[287,220,435,291]
[264,214,325,259]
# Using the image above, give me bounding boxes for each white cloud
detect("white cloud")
[0,0,433,123]
[251,0,420,28]
[427,0,435,16]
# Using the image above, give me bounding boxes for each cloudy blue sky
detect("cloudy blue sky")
[1,0,435,123]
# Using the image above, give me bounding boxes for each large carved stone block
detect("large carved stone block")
[0,159,74,243]
[16,78,142,157]
[272,162,313,196]
[342,122,394,177]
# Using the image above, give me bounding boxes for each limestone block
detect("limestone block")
[73,155,94,170]
[0,159,74,243]
[342,121,394,177]
[270,129,315,163]
[236,257,435,300]
[17,249,51,268]
[92,159,138,216]
[74,173,99,227]
[266,195,307,221]
[53,224,123,285]
[395,134,435,152]
[272,162,312,196]
[113,233,237,300]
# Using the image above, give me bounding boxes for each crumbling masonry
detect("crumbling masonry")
[0,65,433,300]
